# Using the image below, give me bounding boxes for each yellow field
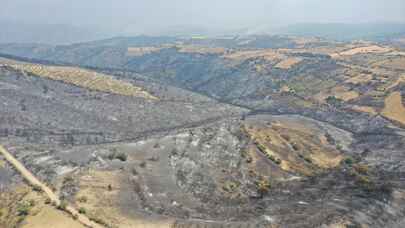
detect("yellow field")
[274,57,303,69]
[382,91,405,125]
[373,57,405,71]
[350,105,378,116]
[224,49,285,62]
[385,75,405,91]
[314,86,359,103]
[22,205,85,228]
[243,121,343,177]
[331,45,391,58]
[75,170,173,228]
[7,63,157,100]
[345,74,373,85]
[178,45,226,54]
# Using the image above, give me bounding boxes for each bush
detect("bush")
[354,164,369,175]
[57,201,68,211]
[29,199,36,207]
[291,143,300,151]
[77,196,88,203]
[17,202,31,216]
[326,96,342,106]
[299,154,312,164]
[267,154,282,165]
[32,184,42,192]
[45,198,52,204]
[256,179,271,196]
[115,152,127,162]
[344,157,354,166]
[107,151,127,162]
[78,207,86,214]
[89,215,110,227]
[356,175,375,192]
[222,181,240,193]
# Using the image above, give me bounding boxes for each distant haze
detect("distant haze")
[2,0,405,34]
[1,0,405,43]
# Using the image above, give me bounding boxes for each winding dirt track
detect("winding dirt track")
[0,145,103,228]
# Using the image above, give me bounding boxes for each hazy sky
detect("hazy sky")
[2,0,405,34]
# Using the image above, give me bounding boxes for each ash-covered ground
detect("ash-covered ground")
[1,35,405,227]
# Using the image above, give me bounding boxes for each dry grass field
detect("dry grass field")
[178,45,226,54]
[6,63,158,99]
[314,86,360,103]
[0,185,85,228]
[349,105,378,116]
[243,120,343,177]
[382,91,405,125]
[21,205,85,228]
[274,57,303,69]
[331,45,392,57]
[373,57,405,71]
[344,73,373,85]
[224,49,285,61]
[74,170,173,228]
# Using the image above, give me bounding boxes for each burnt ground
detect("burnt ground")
[1,36,405,227]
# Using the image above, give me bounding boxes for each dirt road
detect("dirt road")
[0,145,103,228]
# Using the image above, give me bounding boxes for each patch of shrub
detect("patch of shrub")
[108,151,127,162]
[326,96,343,106]
[45,198,51,204]
[299,154,312,163]
[28,199,36,207]
[291,143,300,151]
[115,152,127,161]
[356,175,376,192]
[57,201,68,211]
[267,154,282,165]
[77,196,88,203]
[32,184,42,192]
[16,201,31,216]
[78,207,86,214]
[89,215,110,227]
[255,142,267,154]
[255,142,282,165]
[325,132,335,145]
[256,179,271,196]
[343,157,354,166]
[222,180,240,193]
[354,164,369,175]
